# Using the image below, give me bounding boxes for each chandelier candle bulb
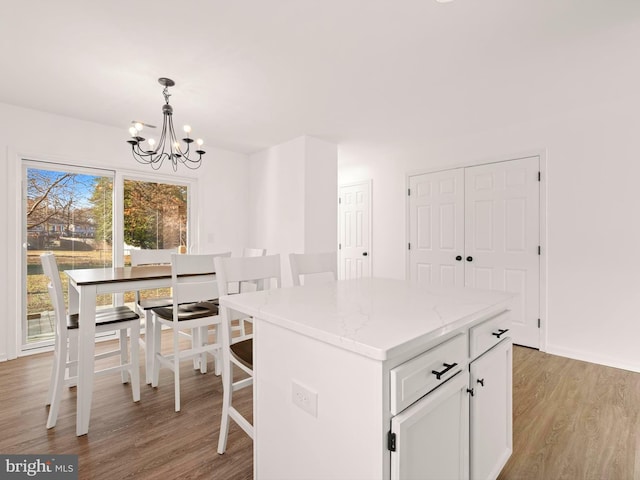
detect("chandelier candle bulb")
[126,77,205,171]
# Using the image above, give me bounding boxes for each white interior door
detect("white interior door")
[407,156,541,348]
[339,181,371,279]
[465,157,540,348]
[408,169,465,287]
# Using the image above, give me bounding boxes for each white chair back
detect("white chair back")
[289,251,338,286]
[170,252,231,309]
[242,247,267,257]
[130,248,175,266]
[215,254,281,296]
[40,253,68,340]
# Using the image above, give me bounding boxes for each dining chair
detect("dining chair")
[214,254,282,454]
[218,247,267,337]
[130,248,175,384]
[40,252,141,429]
[150,253,228,412]
[242,247,267,257]
[289,251,338,286]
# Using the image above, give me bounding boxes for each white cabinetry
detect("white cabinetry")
[219,278,515,480]
[391,372,469,480]
[468,314,513,480]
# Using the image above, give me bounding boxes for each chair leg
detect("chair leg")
[120,329,130,384]
[173,329,181,412]
[217,355,232,454]
[192,328,201,370]
[144,310,154,385]
[199,326,208,374]
[68,335,78,381]
[152,317,162,388]
[46,348,59,406]
[129,326,141,403]
[47,336,69,429]
[213,325,221,376]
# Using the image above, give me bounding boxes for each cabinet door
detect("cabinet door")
[408,169,465,287]
[469,339,513,480]
[390,372,469,480]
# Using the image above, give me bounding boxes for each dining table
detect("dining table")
[65,265,175,436]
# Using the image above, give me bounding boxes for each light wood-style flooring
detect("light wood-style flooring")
[499,346,640,480]
[0,340,638,479]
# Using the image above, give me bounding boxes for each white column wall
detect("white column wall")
[248,135,337,286]
[0,102,250,361]
[304,137,338,254]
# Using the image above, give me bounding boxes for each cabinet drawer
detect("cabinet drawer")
[390,334,466,415]
[469,310,511,360]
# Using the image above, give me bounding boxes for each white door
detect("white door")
[469,339,513,480]
[408,156,541,348]
[390,372,469,480]
[339,181,371,279]
[408,169,465,287]
[465,157,540,348]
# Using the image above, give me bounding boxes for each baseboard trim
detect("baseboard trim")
[546,344,640,374]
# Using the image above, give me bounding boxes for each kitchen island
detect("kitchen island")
[219,277,515,480]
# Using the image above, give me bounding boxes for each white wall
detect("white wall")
[0,102,250,361]
[339,94,640,373]
[249,135,337,286]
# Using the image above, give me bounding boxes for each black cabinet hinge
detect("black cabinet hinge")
[338,243,342,250]
[538,171,541,182]
[408,188,411,196]
[338,197,341,204]
[538,246,541,255]
[408,243,411,250]
[538,318,541,328]
[387,431,396,452]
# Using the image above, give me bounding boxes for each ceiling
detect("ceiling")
[1,0,639,155]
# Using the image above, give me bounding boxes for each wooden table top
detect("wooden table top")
[64,265,173,285]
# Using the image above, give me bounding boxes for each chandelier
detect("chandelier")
[127,77,205,171]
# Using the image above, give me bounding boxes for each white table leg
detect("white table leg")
[76,283,97,436]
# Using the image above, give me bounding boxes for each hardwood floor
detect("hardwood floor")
[0,341,638,479]
[0,334,254,479]
[499,346,640,480]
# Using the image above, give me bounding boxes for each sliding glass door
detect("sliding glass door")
[21,161,195,352]
[23,162,114,349]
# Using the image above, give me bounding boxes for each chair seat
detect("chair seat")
[68,306,140,329]
[230,338,253,369]
[152,302,218,322]
[137,296,173,310]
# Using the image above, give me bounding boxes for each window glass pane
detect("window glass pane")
[123,179,189,304]
[24,167,114,347]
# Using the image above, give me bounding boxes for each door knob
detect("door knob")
[455,255,462,261]
[362,252,368,256]
[466,256,473,262]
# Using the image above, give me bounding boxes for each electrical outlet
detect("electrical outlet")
[292,381,318,418]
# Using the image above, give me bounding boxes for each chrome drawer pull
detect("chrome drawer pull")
[431,362,458,380]
[491,328,509,339]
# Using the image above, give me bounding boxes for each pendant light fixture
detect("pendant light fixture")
[127,77,205,171]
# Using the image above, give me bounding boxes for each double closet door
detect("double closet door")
[408,156,540,348]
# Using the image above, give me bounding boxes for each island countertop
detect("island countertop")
[219,277,515,361]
